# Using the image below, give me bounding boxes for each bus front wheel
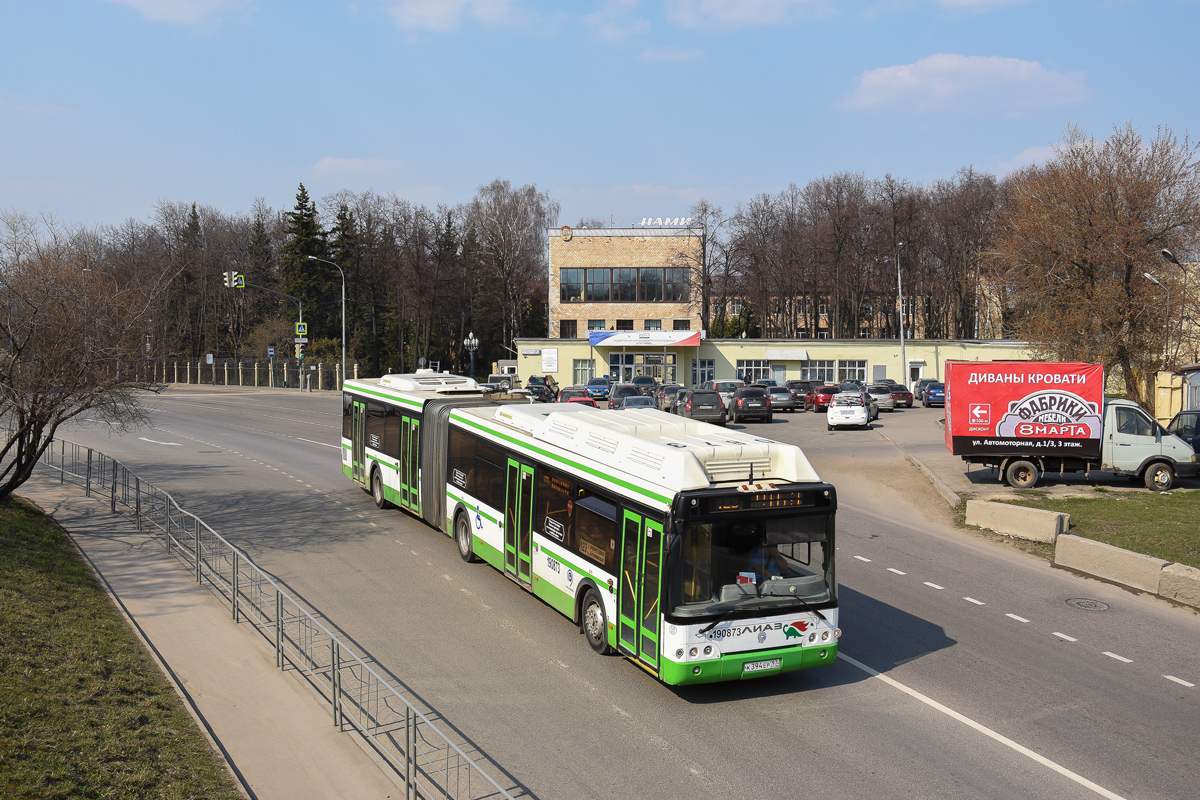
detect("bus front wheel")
[455,512,478,562]
[581,590,612,655]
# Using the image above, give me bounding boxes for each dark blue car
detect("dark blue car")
[922,382,945,408]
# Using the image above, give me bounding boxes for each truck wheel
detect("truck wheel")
[1005,459,1039,489]
[1144,463,1174,491]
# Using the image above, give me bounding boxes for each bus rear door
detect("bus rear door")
[618,511,663,672]
[351,398,367,486]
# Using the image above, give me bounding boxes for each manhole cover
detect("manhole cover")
[1066,598,1109,611]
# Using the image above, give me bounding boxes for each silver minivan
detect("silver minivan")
[702,379,745,410]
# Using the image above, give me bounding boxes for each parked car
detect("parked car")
[614,395,656,411]
[675,389,727,426]
[631,375,659,396]
[654,383,684,410]
[526,374,559,396]
[753,379,779,388]
[913,377,938,401]
[728,386,772,424]
[1166,410,1200,453]
[487,373,517,391]
[557,385,588,402]
[608,383,642,407]
[565,396,597,407]
[866,383,896,412]
[786,380,815,400]
[526,384,555,403]
[922,382,946,407]
[889,385,914,408]
[767,385,797,412]
[805,385,840,412]
[838,380,864,393]
[702,379,746,408]
[585,376,612,400]
[827,392,870,430]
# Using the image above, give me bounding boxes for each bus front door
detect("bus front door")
[504,459,535,586]
[618,511,663,672]
[351,400,367,486]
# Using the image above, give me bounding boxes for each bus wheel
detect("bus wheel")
[581,590,611,655]
[1005,459,1039,489]
[1144,463,1174,491]
[455,512,478,562]
[371,470,391,509]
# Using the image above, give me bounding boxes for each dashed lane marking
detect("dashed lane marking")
[1007,614,1030,623]
[1165,676,1194,688]
[1103,652,1132,664]
[923,582,944,590]
[1053,632,1078,642]
[838,653,1127,800]
[887,568,906,575]
[854,556,872,562]
[963,597,985,605]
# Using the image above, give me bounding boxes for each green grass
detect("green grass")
[0,497,243,800]
[1000,490,1200,569]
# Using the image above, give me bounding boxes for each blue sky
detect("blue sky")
[4,0,1199,228]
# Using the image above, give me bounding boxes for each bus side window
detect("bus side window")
[383,407,401,459]
[342,393,353,440]
[448,427,475,492]
[474,439,507,511]
[573,488,618,571]
[535,467,571,545]
[366,401,386,451]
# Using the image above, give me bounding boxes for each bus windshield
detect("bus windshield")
[666,512,834,619]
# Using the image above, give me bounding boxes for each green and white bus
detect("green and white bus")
[342,372,840,685]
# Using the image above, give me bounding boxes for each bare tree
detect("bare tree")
[0,212,165,500]
[987,124,1200,406]
[466,180,560,354]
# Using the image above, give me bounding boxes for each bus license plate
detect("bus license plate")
[743,658,781,673]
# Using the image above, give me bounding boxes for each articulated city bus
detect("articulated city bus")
[342,372,840,685]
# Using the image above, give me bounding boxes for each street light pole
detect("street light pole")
[463,331,479,380]
[1145,267,1171,369]
[306,256,346,387]
[896,241,906,388]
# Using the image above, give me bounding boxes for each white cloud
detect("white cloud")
[103,0,253,26]
[937,0,1031,10]
[383,0,531,32]
[664,0,834,29]
[842,54,1087,115]
[640,46,704,63]
[313,157,406,177]
[585,0,650,43]
[992,144,1055,175]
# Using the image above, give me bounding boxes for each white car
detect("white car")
[827,392,870,430]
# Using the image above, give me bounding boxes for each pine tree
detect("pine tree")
[278,183,326,328]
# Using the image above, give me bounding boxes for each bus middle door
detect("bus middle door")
[504,459,535,586]
[618,511,663,672]
[351,399,367,486]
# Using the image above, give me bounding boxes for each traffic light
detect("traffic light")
[295,342,305,360]
[223,270,234,287]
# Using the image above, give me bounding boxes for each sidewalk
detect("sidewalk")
[19,482,400,800]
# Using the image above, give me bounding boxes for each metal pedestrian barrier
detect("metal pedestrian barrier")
[40,438,519,800]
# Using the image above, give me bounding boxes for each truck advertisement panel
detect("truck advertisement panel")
[944,361,1104,459]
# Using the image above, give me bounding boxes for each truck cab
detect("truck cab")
[1102,399,1199,489]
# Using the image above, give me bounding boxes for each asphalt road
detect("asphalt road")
[55,386,1200,800]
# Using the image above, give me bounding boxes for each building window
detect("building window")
[586,269,611,302]
[859,327,870,339]
[614,268,637,302]
[560,269,584,302]
[616,319,633,331]
[796,328,809,339]
[736,359,772,383]
[560,319,577,339]
[573,359,595,385]
[644,319,661,331]
[817,330,829,339]
[692,359,715,386]
[673,319,691,331]
[664,268,689,302]
[638,269,663,303]
[588,319,606,331]
[838,360,867,383]
[801,360,835,382]
[730,298,745,316]
[818,302,828,314]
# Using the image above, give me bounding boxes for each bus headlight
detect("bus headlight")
[689,647,698,658]
[820,631,830,642]
[703,645,713,657]
[676,648,684,659]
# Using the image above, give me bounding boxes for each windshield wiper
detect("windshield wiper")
[698,607,740,635]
